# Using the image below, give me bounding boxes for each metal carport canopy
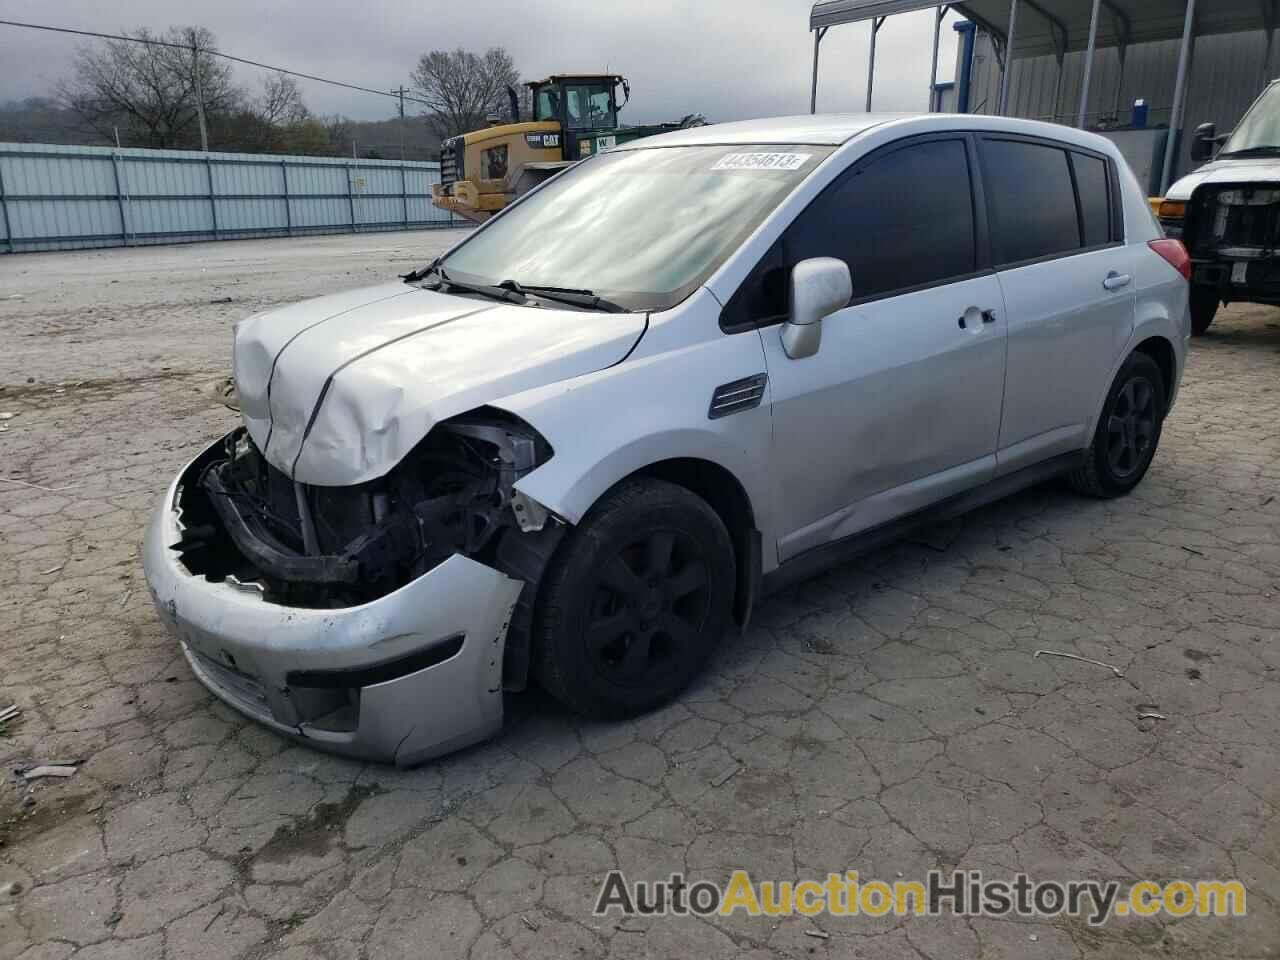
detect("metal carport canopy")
[810,0,1271,58]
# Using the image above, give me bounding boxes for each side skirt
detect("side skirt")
[760,451,1085,598]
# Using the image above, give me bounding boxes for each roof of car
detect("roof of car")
[619,112,1124,156]
[624,114,909,148]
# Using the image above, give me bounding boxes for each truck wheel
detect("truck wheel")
[534,478,734,720]
[1190,286,1218,336]
[1068,352,1166,498]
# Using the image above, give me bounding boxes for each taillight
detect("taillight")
[1149,238,1191,281]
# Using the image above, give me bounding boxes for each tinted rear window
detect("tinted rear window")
[981,138,1081,265]
[1071,151,1112,247]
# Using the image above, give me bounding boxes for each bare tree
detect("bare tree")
[409,47,520,141]
[321,115,356,156]
[254,73,309,128]
[59,25,240,148]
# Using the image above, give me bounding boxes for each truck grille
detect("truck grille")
[1188,184,1280,256]
[439,140,462,189]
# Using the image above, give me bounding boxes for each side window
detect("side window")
[1071,151,1112,247]
[721,138,977,328]
[981,138,1081,265]
[565,85,614,130]
[481,144,508,181]
[787,138,977,300]
[535,89,559,121]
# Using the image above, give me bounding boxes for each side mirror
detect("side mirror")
[1190,122,1217,163]
[781,258,852,360]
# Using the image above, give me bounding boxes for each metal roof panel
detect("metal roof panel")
[811,0,1270,57]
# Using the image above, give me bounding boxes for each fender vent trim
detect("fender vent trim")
[709,373,768,420]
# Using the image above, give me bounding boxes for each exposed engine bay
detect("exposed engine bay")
[173,411,560,612]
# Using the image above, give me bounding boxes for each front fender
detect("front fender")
[490,296,778,567]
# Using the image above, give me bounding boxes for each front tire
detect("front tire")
[1068,352,1166,498]
[533,478,734,720]
[1190,285,1218,336]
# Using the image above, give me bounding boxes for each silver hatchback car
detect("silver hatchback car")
[144,114,1191,765]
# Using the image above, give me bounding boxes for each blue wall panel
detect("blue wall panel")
[0,142,451,253]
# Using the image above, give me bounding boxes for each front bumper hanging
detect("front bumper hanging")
[142,435,523,766]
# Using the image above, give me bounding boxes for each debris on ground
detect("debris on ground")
[710,764,741,788]
[803,929,831,940]
[1137,710,1168,721]
[210,376,240,411]
[21,765,77,781]
[0,477,78,493]
[1034,649,1124,678]
[520,916,539,931]
[201,904,225,931]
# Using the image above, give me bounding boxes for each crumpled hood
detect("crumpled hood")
[1165,156,1280,200]
[233,282,646,486]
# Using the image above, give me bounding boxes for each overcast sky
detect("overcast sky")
[0,1,963,124]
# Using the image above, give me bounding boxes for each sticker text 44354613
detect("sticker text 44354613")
[711,153,812,172]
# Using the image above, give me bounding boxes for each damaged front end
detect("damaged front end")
[143,411,565,765]
[184,413,557,607]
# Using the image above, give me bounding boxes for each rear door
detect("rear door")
[742,135,1009,561]
[976,136,1137,473]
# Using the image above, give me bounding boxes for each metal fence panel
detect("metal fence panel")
[0,141,452,254]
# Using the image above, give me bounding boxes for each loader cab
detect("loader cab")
[528,75,628,159]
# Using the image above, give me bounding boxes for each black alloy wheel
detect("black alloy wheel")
[585,529,711,687]
[534,478,734,720]
[1105,375,1158,481]
[1068,351,1167,498]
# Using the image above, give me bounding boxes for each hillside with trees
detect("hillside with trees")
[0,25,525,160]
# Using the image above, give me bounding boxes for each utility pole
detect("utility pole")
[191,42,209,152]
[391,86,408,161]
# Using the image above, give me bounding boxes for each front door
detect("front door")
[754,136,1009,561]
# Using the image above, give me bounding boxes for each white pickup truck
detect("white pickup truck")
[1157,79,1280,335]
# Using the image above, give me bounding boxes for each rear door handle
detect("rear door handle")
[1103,272,1132,290]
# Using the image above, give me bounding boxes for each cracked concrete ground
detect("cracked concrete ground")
[1,230,1278,960]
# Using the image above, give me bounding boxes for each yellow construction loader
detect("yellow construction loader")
[431,74,705,223]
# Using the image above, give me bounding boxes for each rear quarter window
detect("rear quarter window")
[1071,151,1112,247]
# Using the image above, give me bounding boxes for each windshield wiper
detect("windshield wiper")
[412,264,527,305]
[512,283,628,313]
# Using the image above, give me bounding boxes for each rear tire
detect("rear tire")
[533,478,734,720]
[1068,352,1166,498]
[1189,285,1219,336]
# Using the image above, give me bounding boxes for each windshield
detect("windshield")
[1221,82,1280,155]
[440,144,833,312]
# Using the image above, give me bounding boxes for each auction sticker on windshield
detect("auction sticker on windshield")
[712,152,812,171]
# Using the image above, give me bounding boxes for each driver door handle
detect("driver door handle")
[957,308,998,329]
[1103,272,1132,291]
